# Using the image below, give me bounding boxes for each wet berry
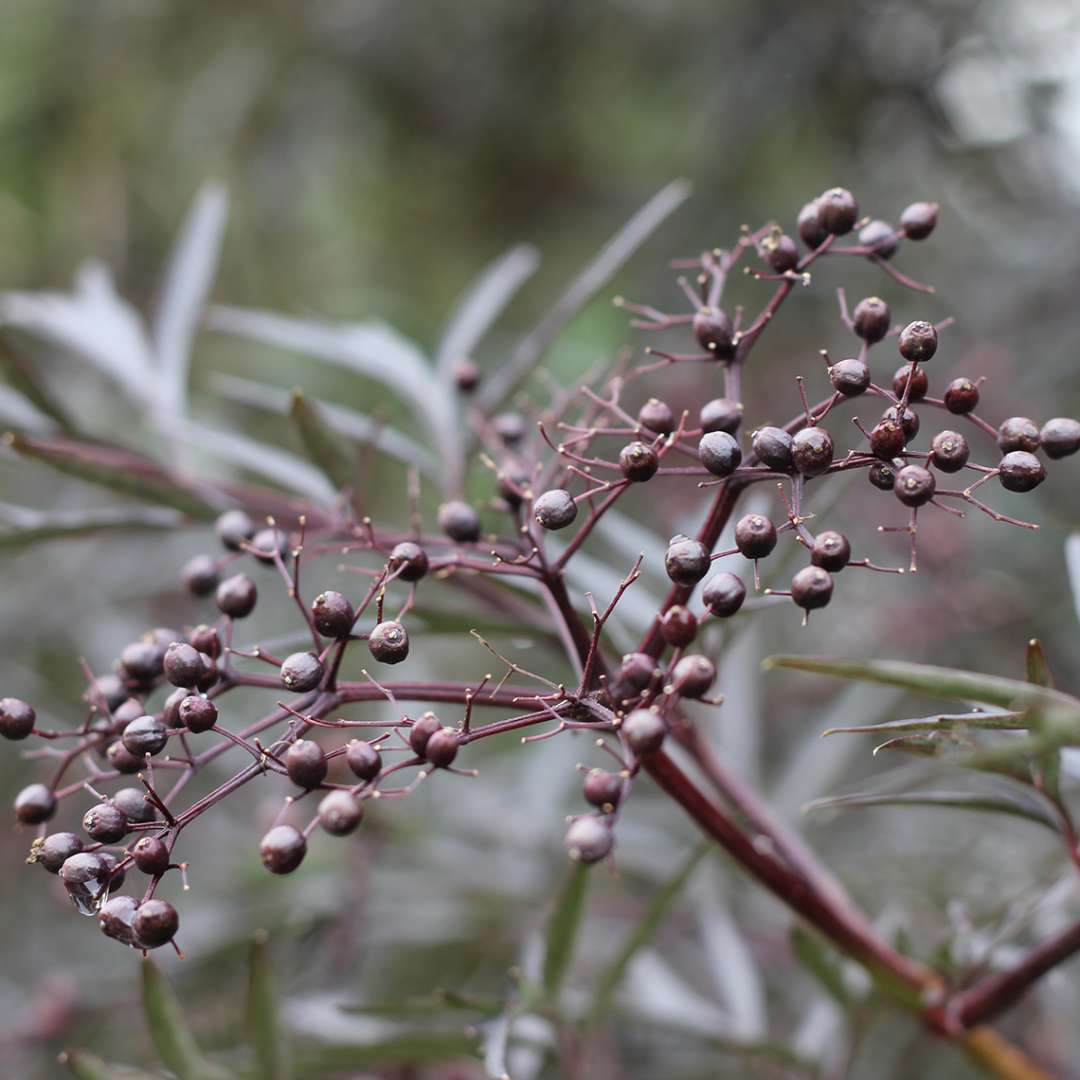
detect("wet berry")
[182,555,220,597]
[670,655,716,699]
[564,816,614,863]
[285,740,328,789]
[735,514,777,559]
[944,377,979,415]
[121,715,168,758]
[368,620,409,664]
[869,418,906,460]
[388,541,430,582]
[664,536,711,586]
[534,489,578,531]
[131,836,170,876]
[346,740,382,781]
[700,398,743,435]
[622,709,667,754]
[99,895,139,946]
[423,728,460,768]
[583,769,622,812]
[178,695,217,734]
[894,464,936,507]
[15,783,56,825]
[409,712,442,756]
[892,364,928,402]
[438,500,482,543]
[260,825,306,874]
[930,430,969,473]
[702,571,746,617]
[898,320,938,363]
[133,899,179,949]
[35,832,83,873]
[858,219,898,258]
[216,574,257,618]
[819,187,858,235]
[693,307,735,358]
[751,427,793,471]
[852,296,891,344]
[791,566,833,611]
[318,791,364,836]
[216,509,256,552]
[83,802,129,844]
[998,451,1046,492]
[0,697,35,740]
[811,531,851,572]
[312,591,354,638]
[659,605,697,647]
[280,652,324,693]
[1040,418,1080,460]
[619,441,659,482]
[797,200,828,249]
[638,397,675,435]
[900,201,938,240]
[829,357,870,397]
[59,852,110,913]
[997,417,1040,454]
[698,431,742,477]
[792,427,834,477]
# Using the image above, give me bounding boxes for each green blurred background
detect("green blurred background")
[2,1,1080,1077]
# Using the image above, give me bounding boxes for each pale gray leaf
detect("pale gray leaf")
[0,384,55,434]
[1066,533,1080,628]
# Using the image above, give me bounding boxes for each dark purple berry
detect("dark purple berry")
[619,441,659,482]
[280,652,324,693]
[345,740,382,781]
[112,788,155,825]
[659,605,697,648]
[1040,418,1080,460]
[900,201,938,240]
[797,200,828,249]
[493,412,527,446]
[131,836,170,876]
[188,624,222,659]
[250,526,290,565]
[216,509,256,551]
[452,359,480,393]
[438,500,482,543]
[698,431,742,477]
[60,852,110,913]
[858,219,898,258]
[735,514,777,559]
[792,427,834,477]
[534,489,578,531]
[423,728,460,768]
[670,655,716,699]
[664,536,711,586]
[818,187,858,235]
[15,783,56,825]
[700,397,743,435]
[119,640,165,686]
[35,832,83,873]
[498,469,528,509]
[829,357,871,397]
[638,398,675,435]
[944,377,979,415]
[998,451,1046,493]
[868,460,898,491]
[178,695,217,734]
[133,899,179,948]
[898,320,938,363]
[852,296,891,344]
[930,430,969,473]
[810,531,851,572]
[318,791,364,836]
[583,769,623,812]
[368,620,409,664]
[83,802,129,844]
[121,715,168,758]
[751,427,793,471]
[608,652,660,702]
[99,895,140,946]
[106,740,143,774]
[409,712,442,756]
[312,591,354,639]
[791,566,833,611]
[702,571,746,617]
[564,816,614,863]
[761,232,799,272]
[195,651,218,693]
[90,673,127,712]
[111,698,144,731]
[997,417,1040,454]
[869,419,906,459]
[892,364,928,402]
[693,307,735,358]
[216,573,258,618]
[182,555,220,598]
[389,541,430,581]
[285,739,328,789]
[163,642,202,689]
[894,464,936,507]
[0,697,35,740]
[884,405,920,443]
[260,825,306,875]
[622,709,667,755]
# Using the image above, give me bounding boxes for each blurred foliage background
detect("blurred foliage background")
[2,1,1080,1077]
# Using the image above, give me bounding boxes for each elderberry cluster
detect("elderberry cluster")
[4,185,1077,951]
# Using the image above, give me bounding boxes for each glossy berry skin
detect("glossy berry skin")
[280,652,324,693]
[36,832,84,873]
[829,358,870,397]
[59,852,110,908]
[852,296,891,344]
[702,571,746,617]
[438,500,482,543]
[858,219,898,258]
[565,816,614,863]
[182,555,220,598]
[619,441,659,482]
[792,427,834,477]
[83,802,129,844]
[735,514,777,559]
[534,489,578,531]
[99,895,140,946]
[693,307,735,358]
[583,769,622,812]
[163,642,202,688]
[131,836,170,876]
[898,320,938,363]
[285,740,328,789]
[121,715,168,758]
[250,527,290,565]
[892,364,928,402]
[664,536,711,586]
[388,541,430,581]
[751,427,793,472]
[318,791,364,836]
[0,697,35,740]
[869,419,906,460]
[113,788,155,825]
[1041,418,1080,459]
[998,451,1046,492]
[894,465,937,507]
[700,397,743,435]
[944,377,979,415]
[608,652,660,703]
[698,431,742,477]
[423,728,460,768]
[216,574,257,618]
[797,200,828,249]
[900,201,938,240]
[997,417,1040,454]
[133,899,179,948]
[312,591,354,638]
[638,397,675,435]
[791,567,833,611]
[409,712,442,756]
[887,405,920,442]
[189,624,221,659]
[368,620,409,664]
[659,605,698,648]
[345,740,382,781]
[811,531,851,572]
[260,825,307,875]
[178,695,217,734]
[818,187,858,235]
[930,430,969,473]
[761,232,799,272]
[15,783,56,825]
[622,709,667,755]
[670,655,716,699]
[216,509,256,552]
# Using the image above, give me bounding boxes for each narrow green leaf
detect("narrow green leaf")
[790,926,851,1007]
[341,991,502,1019]
[4,434,221,519]
[1026,638,1063,803]
[803,790,1061,832]
[822,711,1029,738]
[0,503,182,549]
[1026,639,1054,689]
[542,860,591,1002]
[58,1050,160,1080]
[289,389,355,495]
[247,932,290,1080]
[140,958,234,1080]
[588,844,708,1026]
[291,1031,482,1073]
